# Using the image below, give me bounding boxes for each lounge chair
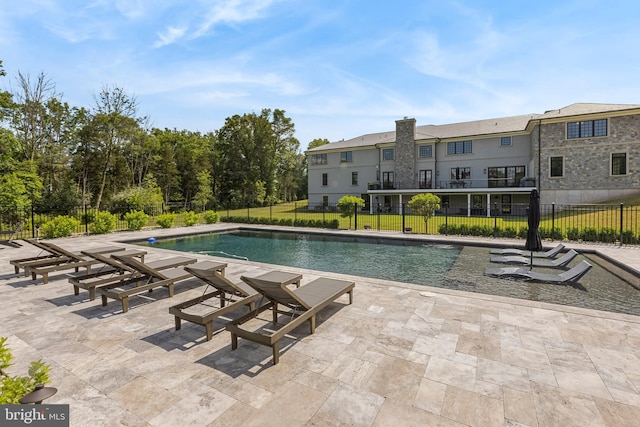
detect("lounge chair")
[168,261,269,341]
[490,249,579,268]
[485,260,593,284]
[226,273,355,365]
[12,241,124,284]
[68,249,149,300]
[490,243,565,258]
[96,253,199,313]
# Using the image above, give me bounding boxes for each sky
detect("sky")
[2,0,640,149]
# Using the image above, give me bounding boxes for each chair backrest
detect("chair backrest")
[545,244,565,257]
[553,249,578,266]
[186,266,253,297]
[82,250,144,273]
[241,275,311,310]
[38,241,82,260]
[559,261,592,282]
[111,253,167,280]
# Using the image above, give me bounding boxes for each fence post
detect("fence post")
[445,206,448,235]
[31,204,35,239]
[294,202,297,223]
[493,202,498,238]
[353,203,357,230]
[270,203,273,222]
[377,203,381,231]
[247,204,250,221]
[551,203,555,235]
[620,203,624,246]
[402,203,406,233]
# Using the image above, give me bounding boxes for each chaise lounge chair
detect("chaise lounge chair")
[490,243,565,258]
[485,260,593,284]
[226,273,355,365]
[168,261,269,341]
[95,253,199,313]
[12,240,124,284]
[490,249,579,268]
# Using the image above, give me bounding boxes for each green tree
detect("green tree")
[192,170,213,211]
[408,193,441,233]
[307,138,330,150]
[336,195,365,229]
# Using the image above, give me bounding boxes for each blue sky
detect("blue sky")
[2,0,640,149]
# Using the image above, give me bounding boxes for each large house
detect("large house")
[306,103,640,216]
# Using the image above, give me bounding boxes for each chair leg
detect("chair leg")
[205,323,213,341]
[231,333,238,350]
[73,285,79,296]
[101,295,108,307]
[272,341,280,365]
[121,297,129,313]
[174,316,181,331]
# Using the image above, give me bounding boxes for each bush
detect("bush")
[156,213,176,229]
[203,210,218,224]
[582,227,599,242]
[0,337,51,404]
[622,230,638,244]
[184,211,200,226]
[500,227,518,238]
[90,211,117,234]
[567,227,581,241]
[124,210,149,231]
[40,215,80,238]
[599,227,618,243]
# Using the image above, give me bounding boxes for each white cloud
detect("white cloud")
[154,26,187,47]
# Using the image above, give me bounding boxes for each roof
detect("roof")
[305,103,640,154]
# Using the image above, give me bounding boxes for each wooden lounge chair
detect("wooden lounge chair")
[96,253,198,313]
[25,242,125,284]
[68,249,148,300]
[490,243,565,258]
[169,261,269,341]
[226,273,355,365]
[490,249,579,268]
[485,260,593,284]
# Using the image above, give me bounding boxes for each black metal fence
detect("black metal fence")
[1,201,639,245]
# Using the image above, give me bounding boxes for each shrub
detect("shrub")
[90,211,117,234]
[40,215,80,238]
[622,230,638,244]
[203,210,218,224]
[124,210,149,231]
[500,227,518,238]
[184,211,200,226]
[582,227,599,242]
[567,227,581,241]
[0,337,51,404]
[156,213,176,229]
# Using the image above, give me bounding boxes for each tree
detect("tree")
[336,195,365,229]
[307,138,330,150]
[91,84,143,210]
[0,336,51,404]
[408,193,441,233]
[192,170,213,211]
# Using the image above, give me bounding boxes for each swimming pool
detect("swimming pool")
[140,230,640,316]
[142,230,461,287]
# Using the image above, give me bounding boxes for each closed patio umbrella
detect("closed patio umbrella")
[525,189,543,269]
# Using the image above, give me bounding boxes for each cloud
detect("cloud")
[154,26,187,47]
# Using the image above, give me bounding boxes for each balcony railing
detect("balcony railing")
[367,178,535,190]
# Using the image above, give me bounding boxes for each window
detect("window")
[321,173,328,186]
[501,136,512,146]
[611,153,627,175]
[419,145,433,158]
[382,148,394,161]
[450,167,471,180]
[567,119,607,139]
[382,172,394,189]
[322,196,328,206]
[550,156,564,177]
[340,151,352,163]
[351,172,358,185]
[419,170,432,189]
[310,153,327,165]
[487,166,526,187]
[447,140,472,154]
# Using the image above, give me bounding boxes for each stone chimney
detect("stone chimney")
[395,117,416,189]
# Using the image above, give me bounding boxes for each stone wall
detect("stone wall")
[395,118,416,189]
[538,114,640,204]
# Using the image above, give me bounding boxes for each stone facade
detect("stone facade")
[536,115,640,204]
[395,118,416,189]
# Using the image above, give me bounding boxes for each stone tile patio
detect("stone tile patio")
[1,225,640,426]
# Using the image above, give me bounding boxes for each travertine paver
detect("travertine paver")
[1,225,640,427]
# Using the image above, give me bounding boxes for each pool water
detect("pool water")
[140,230,640,316]
[143,230,461,287]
